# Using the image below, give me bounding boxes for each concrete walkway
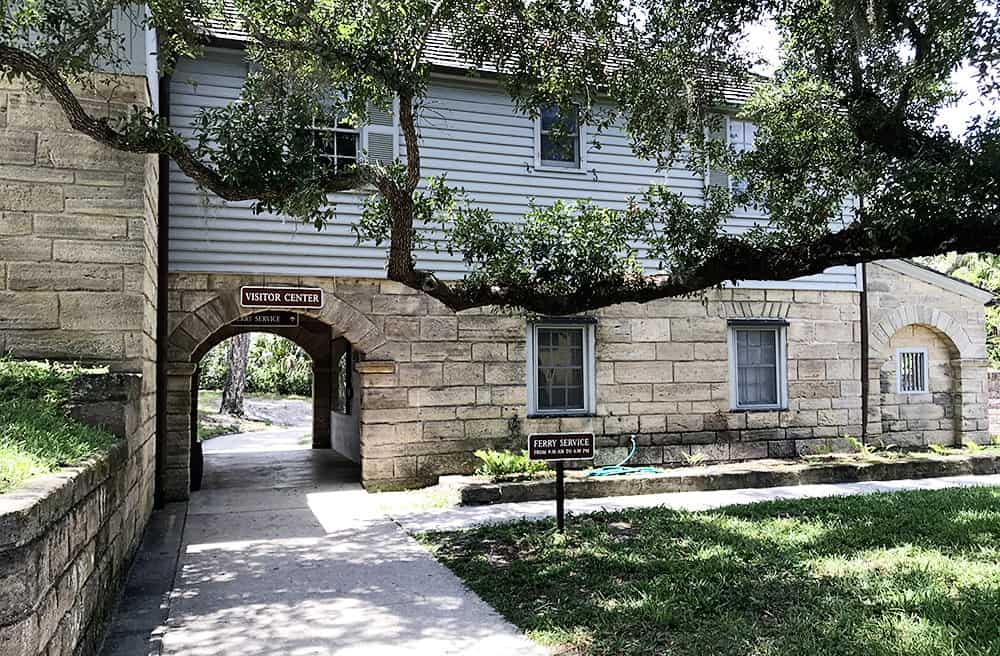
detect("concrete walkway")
[101,429,545,656]
[388,473,1000,533]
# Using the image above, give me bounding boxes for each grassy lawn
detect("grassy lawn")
[423,487,1000,656]
[0,361,118,493]
[196,390,273,439]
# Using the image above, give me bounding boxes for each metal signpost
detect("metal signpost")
[527,432,595,531]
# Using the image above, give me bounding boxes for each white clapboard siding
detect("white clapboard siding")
[168,48,859,290]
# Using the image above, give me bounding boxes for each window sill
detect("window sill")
[527,412,596,419]
[533,165,588,175]
[731,407,787,413]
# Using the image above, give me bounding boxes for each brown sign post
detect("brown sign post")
[240,286,324,309]
[527,432,595,531]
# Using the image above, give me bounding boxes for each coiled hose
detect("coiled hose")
[586,434,661,477]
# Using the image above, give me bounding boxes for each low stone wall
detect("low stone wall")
[0,374,151,656]
[989,370,1000,401]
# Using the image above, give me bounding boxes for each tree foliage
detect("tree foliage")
[2,0,998,314]
[923,253,1000,367]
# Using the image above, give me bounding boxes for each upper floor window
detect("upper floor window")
[527,321,596,415]
[537,105,582,170]
[707,116,762,215]
[897,348,929,394]
[313,119,360,173]
[727,320,788,411]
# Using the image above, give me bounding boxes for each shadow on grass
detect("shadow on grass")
[426,486,1000,656]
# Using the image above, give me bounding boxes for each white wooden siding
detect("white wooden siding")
[168,48,859,290]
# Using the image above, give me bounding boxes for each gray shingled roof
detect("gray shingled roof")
[198,3,757,105]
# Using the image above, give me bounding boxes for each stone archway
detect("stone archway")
[161,284,386,501]
[868,305,986,447]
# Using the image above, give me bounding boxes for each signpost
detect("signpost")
[527,432,595,531]
[231,311,300,328]
[240,286,324,309]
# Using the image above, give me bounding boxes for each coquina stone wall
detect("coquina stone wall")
[0,375,150,656]
[168,273,870,491]
[866,261,990,447]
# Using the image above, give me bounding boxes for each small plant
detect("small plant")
[683,452,709,467]
[928,443,949,455]
[474,449,551,479]
[845,435,874,456]
[990,434,1000,447]
[964,441,983,453]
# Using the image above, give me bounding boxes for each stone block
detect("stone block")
[52,240,143,264]
[419,316,458,341]
[484,362,524,385]
[655,342,695,361]
[36,132,140,170]
[597,341,655,361]
[471,342,507,361]
[652,382,713,402]
[597,383,652,403]
[33,214,129,240]
[411,341,471,362]
[0,132,36,165]
[397,362,443,387]
[614,361,673,384]
[0,211,31,235]
[667,414,704,432]
[5,330,124,361]
[0,182,63,212]
[409,386,477,406]
[0,236,52,262]
[673,360,727,383]
[630,318,670,341]
[7,263,122,291]
[0,292,59,329]
[59,293,141,330]
[443,362,485,385]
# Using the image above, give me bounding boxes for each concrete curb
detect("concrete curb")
[456,452,1000,505]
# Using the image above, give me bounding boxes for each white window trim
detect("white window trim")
[727,323,789,411]
[534,109,588,173]
[896,347,930,394]
[526,322,597,416]
[703,115,765,219]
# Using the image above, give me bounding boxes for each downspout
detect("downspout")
[154,71,171,508]
[860,262,870,444]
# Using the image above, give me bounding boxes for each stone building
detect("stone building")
[0,33,993,502]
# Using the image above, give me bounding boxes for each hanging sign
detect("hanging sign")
[231,311,300,328]
[240,286,324,309]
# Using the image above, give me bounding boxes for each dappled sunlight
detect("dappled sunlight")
[426,486,1000,656]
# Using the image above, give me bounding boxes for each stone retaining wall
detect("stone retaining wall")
[0,374,152,656]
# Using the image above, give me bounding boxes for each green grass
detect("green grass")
[196,390,273,440]
[423,487,1000,656]
[0,361,118,494]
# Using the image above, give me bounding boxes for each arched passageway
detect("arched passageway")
[163,287,385,501]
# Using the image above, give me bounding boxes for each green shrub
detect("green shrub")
[474,449,551,479]
[198,342,229,390]
[0,361,117,493]
[247,335,312,396]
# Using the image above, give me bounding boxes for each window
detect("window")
[706,116,763,216]
[537,105,582,169]
[897,348,929,394]
[334,348,353,414]
[527,322,596,415]
[313,120,360,173]
[728,321,788,410]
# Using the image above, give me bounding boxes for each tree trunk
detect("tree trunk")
[220,333,250,416]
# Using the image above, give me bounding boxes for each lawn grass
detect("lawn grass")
[0,361,118,494]
[196,390,273,439]
[422,487,1000,656]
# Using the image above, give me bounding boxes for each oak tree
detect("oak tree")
[2,0,998,313]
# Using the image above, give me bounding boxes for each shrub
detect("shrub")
[474,449,551,479]
[247,335,312,396]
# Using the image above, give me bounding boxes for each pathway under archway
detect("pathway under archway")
[162,284,386,502]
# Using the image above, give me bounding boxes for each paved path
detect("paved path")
[389,473,1000,534]
[102,432,545,656]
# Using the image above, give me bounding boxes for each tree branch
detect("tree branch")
[0,44,371,202]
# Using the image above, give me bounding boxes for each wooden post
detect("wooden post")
[555,461,565,532]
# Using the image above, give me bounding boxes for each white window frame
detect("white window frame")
[312,121,362,173]
[526,322,597,416]
[896,347,930,394]
[704,115,764,218]
[727,322,788,411]
[534,106,588,173]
